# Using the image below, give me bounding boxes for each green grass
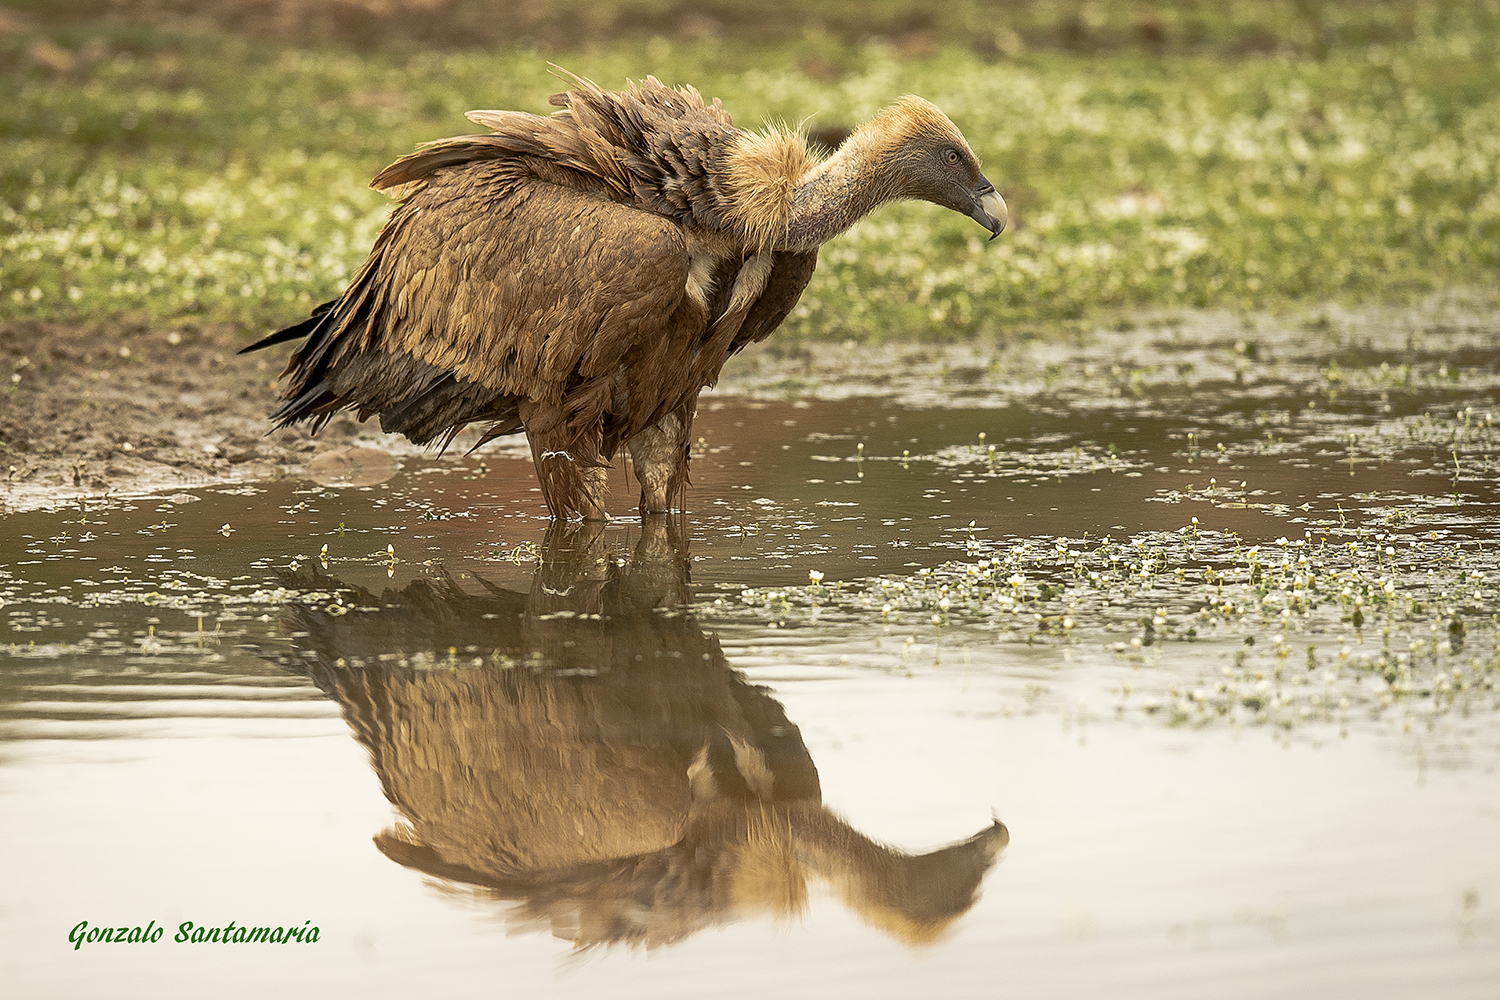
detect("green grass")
[12,0,1492,56]
[2,8,1499,340]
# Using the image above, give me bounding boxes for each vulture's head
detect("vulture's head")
[867,97,1008,239]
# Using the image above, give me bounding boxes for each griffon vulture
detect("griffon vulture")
[242,72,1007,519]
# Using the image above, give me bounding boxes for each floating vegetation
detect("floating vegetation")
[715,516,1500,735]
[922,438,1146,480]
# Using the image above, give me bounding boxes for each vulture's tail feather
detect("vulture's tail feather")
[239,299,338,355]
[376,372,524,451]
[469,417,527,452]
[264,322,526,454]
[267,379,342,428]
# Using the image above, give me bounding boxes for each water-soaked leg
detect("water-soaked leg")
[576,464,610,520]
[521,404,610,520]
[628,404,694,515]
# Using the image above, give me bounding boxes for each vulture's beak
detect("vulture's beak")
[971,176,1008,241]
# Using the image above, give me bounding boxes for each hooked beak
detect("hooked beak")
[970,176,1008,241]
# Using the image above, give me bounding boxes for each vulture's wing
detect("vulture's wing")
[735,250,819,350]
[265,159,704,455]
[372,161,695,397]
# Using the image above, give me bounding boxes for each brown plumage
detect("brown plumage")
[242,71,1007,519]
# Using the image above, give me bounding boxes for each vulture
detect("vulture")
[242,72,1007,519]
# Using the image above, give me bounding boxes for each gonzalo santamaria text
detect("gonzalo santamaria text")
[68,920,321,950]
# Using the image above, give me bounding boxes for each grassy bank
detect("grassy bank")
[2,5,1499,341]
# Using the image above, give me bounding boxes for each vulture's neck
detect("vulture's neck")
[778,131,898,251]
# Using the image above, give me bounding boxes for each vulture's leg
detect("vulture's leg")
[530,454,609,520]
[628,403,695,515]
[575,464,611,520]
[521,405,610,520]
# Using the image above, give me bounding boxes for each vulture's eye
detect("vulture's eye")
[943,148,961,165]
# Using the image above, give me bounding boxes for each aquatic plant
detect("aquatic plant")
[718,511,1500,735]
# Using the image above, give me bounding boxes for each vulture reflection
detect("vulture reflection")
[278,521,1007,949]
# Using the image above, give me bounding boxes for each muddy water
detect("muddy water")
[4,316,1500,999]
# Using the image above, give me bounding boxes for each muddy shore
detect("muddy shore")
[1,319,359,512]
[0,313,1011,514]
[4,296,1494,514]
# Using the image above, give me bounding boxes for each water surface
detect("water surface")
[4,312,1499,998]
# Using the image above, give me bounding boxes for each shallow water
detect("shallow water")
[4,314,1500,998]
